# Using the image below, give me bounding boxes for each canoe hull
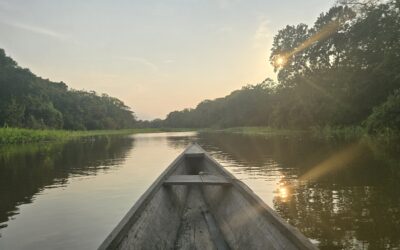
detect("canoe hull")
[99,144,317,250]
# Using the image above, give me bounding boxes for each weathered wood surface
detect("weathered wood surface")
[164,175,230,185]
[99,143,318,250]
[201,147,318,250]
[174,187,219,250]
[202,204,230,250]
[98,147,190,250]
[184,144,205,158]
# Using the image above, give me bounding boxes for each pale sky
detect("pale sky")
[0,0,334,120]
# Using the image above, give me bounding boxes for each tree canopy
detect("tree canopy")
[151,0,400,131]
[0,49,136,130]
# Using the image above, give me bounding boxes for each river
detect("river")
[0,132,399,249]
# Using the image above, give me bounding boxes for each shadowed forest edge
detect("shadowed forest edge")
[1,1,399,143]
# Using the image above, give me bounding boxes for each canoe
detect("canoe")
[99,143,317,250]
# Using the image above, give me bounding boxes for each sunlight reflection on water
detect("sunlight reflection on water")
[0,132,399,249]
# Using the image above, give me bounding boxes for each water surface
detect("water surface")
[0,132,399,249]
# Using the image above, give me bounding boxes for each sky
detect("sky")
[0,0,334,120]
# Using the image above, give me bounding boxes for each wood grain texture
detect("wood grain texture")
[164,175,230,185]
[99,143,318,250]
[174,187,218,250]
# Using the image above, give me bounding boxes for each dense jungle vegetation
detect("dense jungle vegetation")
[1,1,399,135]
[0,49,136,130]
[143,1,400,134]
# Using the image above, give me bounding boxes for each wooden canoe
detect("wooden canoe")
[99,143,317,250]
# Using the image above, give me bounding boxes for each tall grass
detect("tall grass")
[0,127,187,144]
[309,126,366,140]
[202,126,305,136]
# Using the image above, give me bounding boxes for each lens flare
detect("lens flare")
[275,56,286,67]
[272,15,352,69]
[275,182,291,202]
[278,186,288,199]
[300,142,366,181]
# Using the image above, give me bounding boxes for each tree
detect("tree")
[0,49,136,130]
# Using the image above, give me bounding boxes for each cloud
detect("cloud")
[253,18,272,48]
[0,1,9,9]
[0,1,17,12]
[218,26,234,35]
[117,56,159,71]
[1,20,68,40]
[163,59,175,64]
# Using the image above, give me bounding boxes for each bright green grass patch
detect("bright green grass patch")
[201,126,305,136]
[0,127,194,144]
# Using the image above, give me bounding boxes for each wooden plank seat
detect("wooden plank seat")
[164,175,231,185]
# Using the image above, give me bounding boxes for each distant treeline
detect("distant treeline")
[140,0,400,133]
[0,49,136,130]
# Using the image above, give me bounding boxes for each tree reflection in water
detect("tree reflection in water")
[168,132,400,249]
[0,136,134,230]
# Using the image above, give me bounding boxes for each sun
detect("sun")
[275,56,286,67]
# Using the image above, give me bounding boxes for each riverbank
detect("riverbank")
[201,127,305,136]
[0,127,193,144]
[6,125,394,145]
[201,126,399,141]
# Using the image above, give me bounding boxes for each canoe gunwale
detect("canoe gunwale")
[201,151,318,250]
[98,146,190,250]
[98,143,317,250]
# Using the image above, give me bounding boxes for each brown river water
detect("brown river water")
[0,132,399,249]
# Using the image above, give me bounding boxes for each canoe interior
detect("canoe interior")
[99,144,316,250]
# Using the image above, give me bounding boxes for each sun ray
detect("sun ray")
[273,14,352,68]
[300,142,365,182]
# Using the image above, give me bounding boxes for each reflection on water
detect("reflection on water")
[193,133,400,250]
[0,136,134,227]
[0,132,399,249]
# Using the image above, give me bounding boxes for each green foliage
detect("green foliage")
[365,90,400,133]
[162,79,277,128]
[310,125,365,140]
[157,1,400,133]
[0,49,136,130]
[0,127,171,144]
[203,126,305,137]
